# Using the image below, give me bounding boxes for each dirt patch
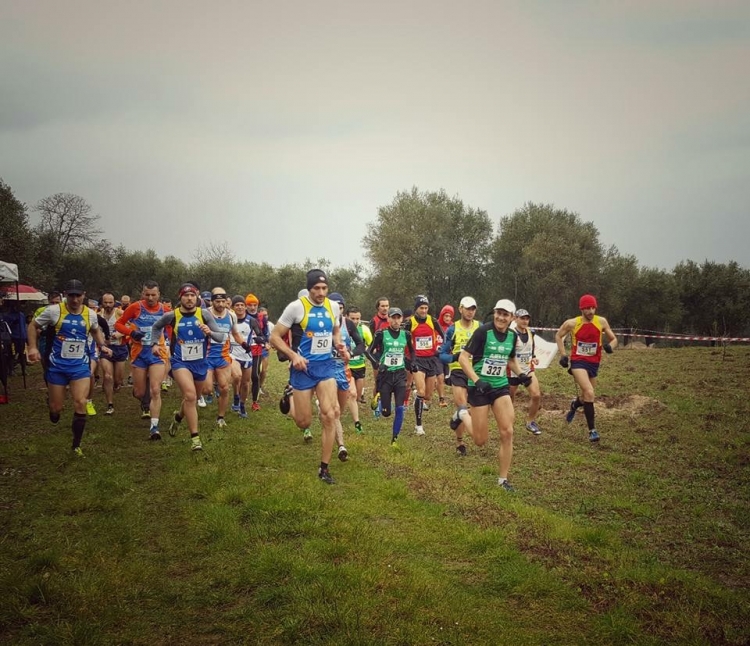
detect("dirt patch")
[539,394,665,418]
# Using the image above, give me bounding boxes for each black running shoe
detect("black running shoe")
[318,468,336,485]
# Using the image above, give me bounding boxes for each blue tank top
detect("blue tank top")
[297,297,336,363]
[50,309,92,371]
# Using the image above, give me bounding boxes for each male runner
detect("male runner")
[555,294,617,442]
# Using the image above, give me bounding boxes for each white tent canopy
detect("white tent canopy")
[0,261,19,283]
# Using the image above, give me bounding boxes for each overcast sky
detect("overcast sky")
[2,1,748,271]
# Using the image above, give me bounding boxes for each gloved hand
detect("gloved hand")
[603,343,613,354]
[559,355,569,368]
[519,374,532,387]
[475,379,492,394]
[241,342,251,353]
[130,330,145,341]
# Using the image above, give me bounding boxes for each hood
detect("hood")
[438,305,455,330]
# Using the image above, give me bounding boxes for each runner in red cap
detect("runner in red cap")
[555,294,618,442]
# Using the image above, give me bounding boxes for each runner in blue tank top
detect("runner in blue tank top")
[271,269,346,485]
[27,279,112,457]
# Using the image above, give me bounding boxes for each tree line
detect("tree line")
[2,179,748,337]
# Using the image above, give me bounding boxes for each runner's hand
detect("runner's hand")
[519,374,532,387]
[475,379,492,394]
[603,343,613,354]
[559,355,569,368]
[129,330,145,341]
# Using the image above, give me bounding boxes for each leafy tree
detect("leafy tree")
[674,260,750,336]
[363,187,494,313]
[629,268,683,333]
[490,203,605,325]
[599,248,640,327]
[112,247,166,298]
[0,178,41,283]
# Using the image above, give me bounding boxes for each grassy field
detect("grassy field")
[1,346,748,645]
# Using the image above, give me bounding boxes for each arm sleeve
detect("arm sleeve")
[278,300,305,328]
[365,330,383,368]
[439,325,456,364]
[96,314,109,338]
[463,325,487,364]
[115,303,140,335]
[149,311,176,344]
[34,305,59,330]
[201,309,230,342]
[347,319,365,356]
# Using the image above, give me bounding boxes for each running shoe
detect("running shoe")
[216,417,227,429]
[50,412,60,426]
[354,421,363,434]
[318,468,336,485]
[191,435,203,451]
[438,398,448,408]
[205,394,213,405]
[238,405,248,419]
[415,425,426,436]
[279,384,293,415]
[161,381,169,392]
[589,429,600,442]
[73,447,85,458]
[197,396,207,408]
[251,401,261,412]
[303,429,312,443]
[141,407,150,419]
[358,395,366,405]
[565,399,577,423]
[149,426,162,441]
[526,421,542,435]
[370,392,381,411]
[86,400,97,416]
[105,404,114,416]
[422,402,430,412]
[449,413,461,431]
[498,479,515,492]
[338,445,348,462]
[168,411,181,437]
[231,403,241,413]
[456,444,467,456]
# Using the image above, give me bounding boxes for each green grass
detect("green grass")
[1,346,749,644]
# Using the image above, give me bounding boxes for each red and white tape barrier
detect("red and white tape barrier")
[531,328,750,343]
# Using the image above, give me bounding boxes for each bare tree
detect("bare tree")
[191,240,235,265]
[34,193,103,256]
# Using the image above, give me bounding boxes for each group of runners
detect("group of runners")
[25,270,617,490]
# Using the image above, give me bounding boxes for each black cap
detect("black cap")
[414,295,429,309]
[231,295,245,306]
[64,279,85,295]
[306,268,328,290]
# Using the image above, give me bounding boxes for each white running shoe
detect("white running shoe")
[197,396,207,408]
[415,425,426,436]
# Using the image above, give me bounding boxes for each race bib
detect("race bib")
[576,341,597,356]
[517,351,532,365]
[384,352,404,368]
[415,336,433,351]
[182,340,204,361]
[310,333,332,355]
[480,357,507,377]
[141,326,153,345]
[61,339,86,359]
